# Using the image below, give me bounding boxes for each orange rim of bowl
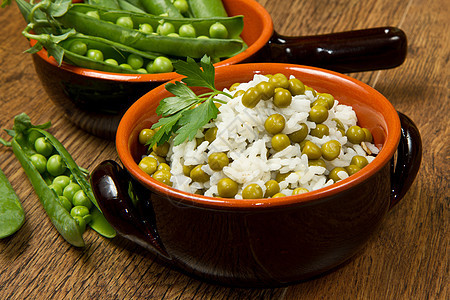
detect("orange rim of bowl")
[31,0,273,83]
[117,63,401,210]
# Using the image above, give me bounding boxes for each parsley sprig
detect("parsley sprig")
[147,56,232,148]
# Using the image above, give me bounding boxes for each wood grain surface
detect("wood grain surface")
[0,0,448,299]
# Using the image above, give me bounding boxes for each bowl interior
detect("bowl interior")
[117,63,401,208]
[33,0,273,82]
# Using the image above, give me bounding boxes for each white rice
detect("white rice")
[160,74,379,198]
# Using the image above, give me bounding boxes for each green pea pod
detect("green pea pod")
[60,34,172,73]
[139,0,183,17]
[0,167,25,239]
[188,0,228,18]
[11,138,85,247]
[57,5,244,58]
[117,0,147,13]
[86,0,121,10]
[89,206,116,238]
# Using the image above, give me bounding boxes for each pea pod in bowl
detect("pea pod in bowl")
[0,113,116,246]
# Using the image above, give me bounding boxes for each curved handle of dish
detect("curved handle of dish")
[389,112,422,208]
[259,27,407,73]
[90,160,170,259]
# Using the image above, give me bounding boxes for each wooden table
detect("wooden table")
[0,0,448,298]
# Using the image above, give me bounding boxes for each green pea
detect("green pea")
[30,153,47,174]
[229,82,240,91]
[119,63,133,70]
[72,190,92,209]
[309,105,329,123]
[304,86,317,97]
[208,152,229,171]
[152,141,170,157]
[350,155,369,169]
[127,54,144,70]
[272,192,286,198]
[345,164,361,176]
[137,68,147,73]
[139,23,154,34]
[242,87,262,108]
[197,35,209,39]
[264,180,280,198]
[292,187,309,195]
[58,196,72,212]
[49,183,63,196]
[149,151,166,164]
[46,154,67,177]
[255,81,275,100]
[151,56,173,73]
[139,156,158,175]
[312,98,331,109]
[328,167,348,182]
[265,114,285,135]
[86,49,104,62]
[69,40,87,56]
[273,88,292,108]
[157,22,175,36]
[271,134,290,151]
[63,182,82,203]
[268,73,289,89]
[104,58,118,66]
[116,16,134,29]
[233,90,245,98]
[275,171,292,183]
[242,183,263,199]
[204,127,218,143]
[190,165,209,183]
[179,24,196,37]
[217,178,238,198]
[52,175,71,190]
[138,128,155,145]
[70,205,90,218]
[157,163,171,171]
[362,128,373,142]
[173,0,189,13]
[317,93,335,109]
[183,165,194,176]
[34,137,53,157]
[152,170,172,186]
[167,33,180,38]
[302,141,322,160]
[288,123,309,143]
[310,124,329,138]
[321,140,341,161]
[346,126,365,144]
[288,78,305,95]
[308,159,327,168]
[209,22,228,39]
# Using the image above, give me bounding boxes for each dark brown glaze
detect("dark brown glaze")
[248,27,407,73]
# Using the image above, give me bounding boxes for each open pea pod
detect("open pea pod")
[11,137,85,247]
[29,128,117,238]
[59,34,174,74]
[0,167,25,239]
[57,4,244,58]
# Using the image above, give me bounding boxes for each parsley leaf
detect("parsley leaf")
[147,55,231,149]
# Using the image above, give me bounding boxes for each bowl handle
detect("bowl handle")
[389,112,422,208]
[90,160,170,259]
[250,27,407,73]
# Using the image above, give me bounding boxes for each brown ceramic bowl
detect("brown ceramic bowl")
[90,63,422,287]
[31,0,407,139]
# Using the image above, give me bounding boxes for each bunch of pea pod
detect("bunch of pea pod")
[12,0,244,74]
[0,113,116,246]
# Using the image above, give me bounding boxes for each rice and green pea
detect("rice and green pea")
[138,73,379,199]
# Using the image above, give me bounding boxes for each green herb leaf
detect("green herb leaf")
[156,82,199,116]
[173,56,215,90]
[147,56,230,149]
[173,98,219,146]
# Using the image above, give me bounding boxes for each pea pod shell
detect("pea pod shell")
[11,139,85,247]
[187,0,228,18]
[57,6,244,58]
[89,206,117,238]
[139,0,183,17]
[0,168,25,239]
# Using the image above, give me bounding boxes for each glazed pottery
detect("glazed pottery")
[90,63,422,287]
